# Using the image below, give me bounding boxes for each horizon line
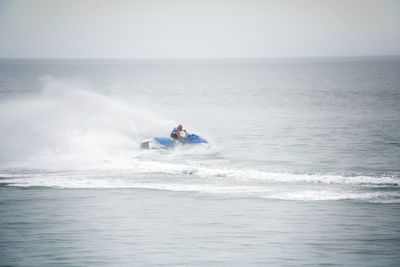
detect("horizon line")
[1,54,400,61]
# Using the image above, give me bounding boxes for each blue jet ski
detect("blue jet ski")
[140,134,208,150]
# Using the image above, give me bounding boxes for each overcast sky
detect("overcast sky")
[0,0,399,59]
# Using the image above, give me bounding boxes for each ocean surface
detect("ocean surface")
[0,57,399,266]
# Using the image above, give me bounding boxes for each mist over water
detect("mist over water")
[0,77,174,168]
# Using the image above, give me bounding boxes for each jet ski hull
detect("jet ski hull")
[140,134,208,150]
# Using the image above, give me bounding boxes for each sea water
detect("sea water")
[0,57,399,266]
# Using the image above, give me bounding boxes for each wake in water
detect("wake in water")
[0,161,399,203]
[0,78,399,203]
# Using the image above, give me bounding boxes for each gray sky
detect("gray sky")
[0,0,399,59]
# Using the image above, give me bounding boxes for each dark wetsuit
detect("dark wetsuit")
[170,127,179,139]
[170,127,186,140]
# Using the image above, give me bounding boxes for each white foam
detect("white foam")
[104,159,400,186]
[1,158,398,187]
[1,162,399,203]
[263,190,400,202]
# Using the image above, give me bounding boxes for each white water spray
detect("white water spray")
[0,77,173,168]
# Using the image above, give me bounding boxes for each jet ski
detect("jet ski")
[140,134,208,150]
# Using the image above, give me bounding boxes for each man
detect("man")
[170,124,187,140]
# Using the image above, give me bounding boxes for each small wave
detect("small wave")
[1,175,399,203]
[1,160,399,186]
[262,190,400,203]
[0,162,399,203]
[96,160,400,186]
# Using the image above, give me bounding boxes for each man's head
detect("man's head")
[177,124,183,130]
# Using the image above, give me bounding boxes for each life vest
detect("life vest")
[170,127,179,139]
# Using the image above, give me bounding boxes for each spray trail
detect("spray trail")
[0,77,173,169]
